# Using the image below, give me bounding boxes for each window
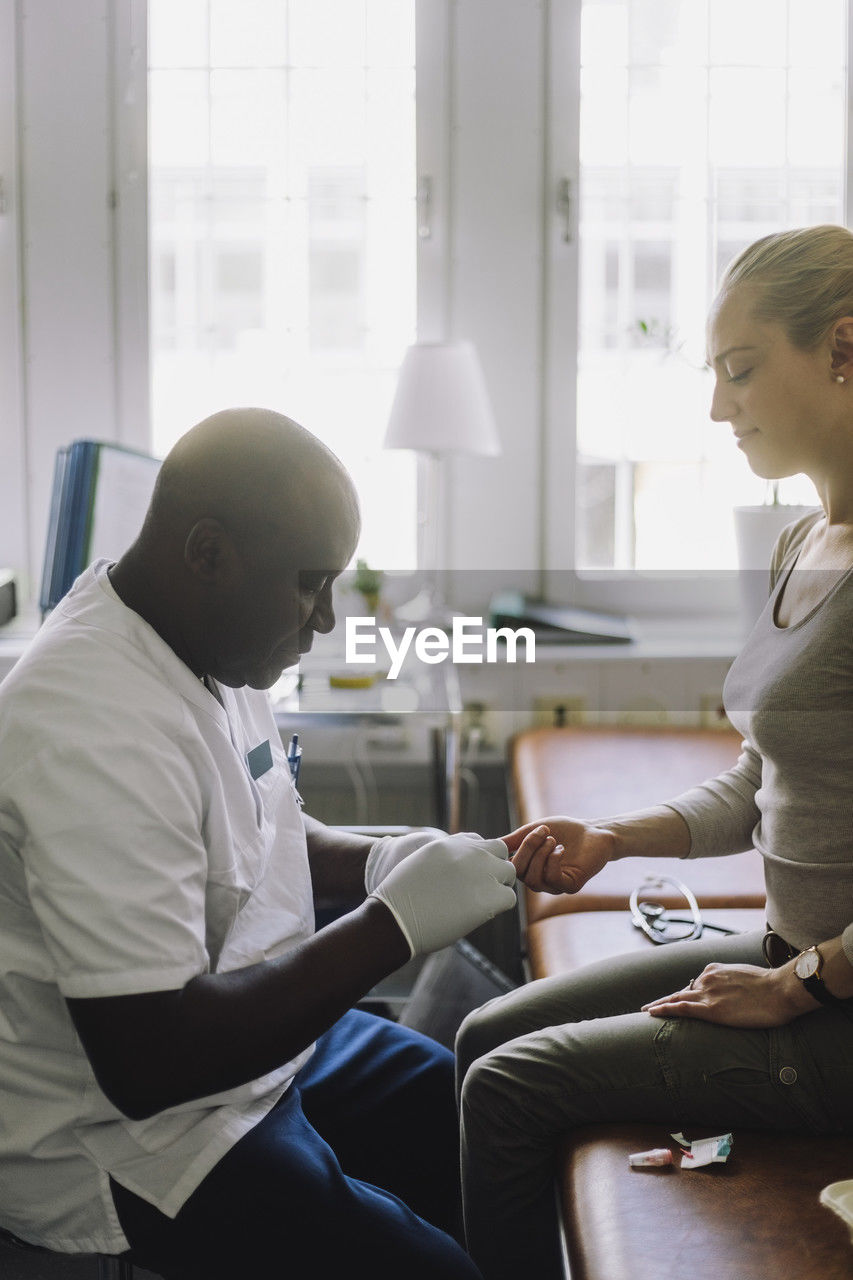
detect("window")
[574,0,843,573]
[9,3,850,613]
[148,0,418,569]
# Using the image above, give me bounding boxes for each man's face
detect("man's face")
[207,492,359,690]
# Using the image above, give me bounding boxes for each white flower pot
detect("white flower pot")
[733,504,818,631]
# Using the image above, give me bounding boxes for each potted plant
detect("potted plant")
[354,559,384,615]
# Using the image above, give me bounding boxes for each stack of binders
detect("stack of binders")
[40,440,160,617]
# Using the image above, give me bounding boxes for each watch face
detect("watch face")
[795,948,820,980]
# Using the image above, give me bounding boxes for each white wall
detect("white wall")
[447,0,547,578]
[0,0,27,588]
[3,0,148,600]
[418,0,551,598]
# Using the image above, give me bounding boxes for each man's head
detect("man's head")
[117,408,360,689]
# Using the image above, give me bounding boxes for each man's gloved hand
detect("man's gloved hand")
[368,833,517,958]
[364,828,446,894]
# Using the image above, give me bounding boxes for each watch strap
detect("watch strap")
[801,972,840,1005]
[796,948,841,1006]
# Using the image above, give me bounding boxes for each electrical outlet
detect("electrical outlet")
[462,701,493,751]
[614,697,669,726]
[533,696,586,729]
[699,694,733,730]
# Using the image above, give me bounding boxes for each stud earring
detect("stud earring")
[836,375,846,384]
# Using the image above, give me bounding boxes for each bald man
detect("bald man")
[0,410,522,1279]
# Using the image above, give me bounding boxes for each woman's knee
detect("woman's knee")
[456,993,520,1084]
[458,1042,539,1150]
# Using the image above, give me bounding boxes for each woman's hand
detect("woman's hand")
[501,818,615,895]
[641,961,813,1028]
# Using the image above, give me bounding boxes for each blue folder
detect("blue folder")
[39,440,160,616]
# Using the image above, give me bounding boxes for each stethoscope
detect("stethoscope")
[629,876,740,945]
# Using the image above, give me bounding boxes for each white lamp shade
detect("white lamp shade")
[383,341,501,457]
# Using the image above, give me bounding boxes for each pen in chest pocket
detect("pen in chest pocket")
[286,734,302,786]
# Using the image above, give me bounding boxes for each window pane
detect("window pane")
[577,0,841,571]
[629,0,707,67]
[788,69,845,167]
[209,70,287,167]
[209,0,287,67]
[709,69,787,167]
[149,0,208,69]
[365,0,416,67]
[288,0,367,69]
[149,71,211,166]
[580,1,629,67]
[709,0,786,65]
[789,0,846,66]
[148,1,417,570]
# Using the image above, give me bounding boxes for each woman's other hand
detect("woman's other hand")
[501,819,615,895]
[641,962,813,1027]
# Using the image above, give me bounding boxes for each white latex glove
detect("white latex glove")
[369,833,517,958]
[364,828,446,894]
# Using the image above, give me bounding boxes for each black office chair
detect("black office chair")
[0,1225,140,1278]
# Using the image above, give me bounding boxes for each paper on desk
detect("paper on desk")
[671,1131,733,1169]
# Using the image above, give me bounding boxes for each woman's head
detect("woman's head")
[707,226,853,484]
[718,224,853,351]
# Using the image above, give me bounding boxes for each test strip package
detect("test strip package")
[671,1131,733,1169]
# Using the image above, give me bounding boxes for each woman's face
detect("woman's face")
[707,285,840,481]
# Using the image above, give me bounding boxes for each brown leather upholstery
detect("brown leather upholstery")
[510,726,747,820]
[507,727,850,1280]
[560,1125,853,1280]
[533,911,853,1280]
[526,908,768,981]
[509,727,766,925]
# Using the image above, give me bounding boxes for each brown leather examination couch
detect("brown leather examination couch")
[508,726,853,1280]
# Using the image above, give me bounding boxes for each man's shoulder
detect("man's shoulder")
[0,580,191,767]
[6,620,162,708]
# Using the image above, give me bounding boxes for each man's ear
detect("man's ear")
[184,519,241,585]
[829,317,853,380]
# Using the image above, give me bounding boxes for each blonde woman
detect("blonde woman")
[459,225,853,1280]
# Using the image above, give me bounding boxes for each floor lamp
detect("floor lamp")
[383,341,500,614]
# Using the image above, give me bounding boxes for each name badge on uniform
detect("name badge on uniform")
[246,739,273,780]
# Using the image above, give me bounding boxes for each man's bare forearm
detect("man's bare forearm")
[67,896,409,1121]
[302,813,373,907]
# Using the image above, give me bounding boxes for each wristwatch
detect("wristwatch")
[794,945,840,1006]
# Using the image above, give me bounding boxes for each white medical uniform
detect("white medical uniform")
[0,562,315,1253]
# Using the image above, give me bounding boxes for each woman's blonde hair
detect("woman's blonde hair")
[720,223,853,349]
